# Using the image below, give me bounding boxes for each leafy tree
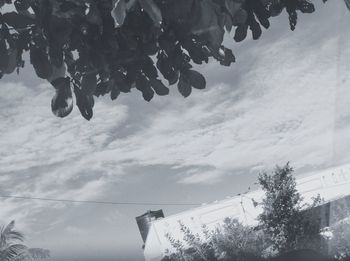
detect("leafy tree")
[257,163,324,254]
[0,220,50,261]
[0,0,349,120]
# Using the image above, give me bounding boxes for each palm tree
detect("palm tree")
[0,220,50,261]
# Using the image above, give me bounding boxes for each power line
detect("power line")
[1,179,348,208]
[0,195,201,207]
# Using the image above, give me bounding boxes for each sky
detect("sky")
[0,1,350,261]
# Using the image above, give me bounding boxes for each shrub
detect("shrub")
[163,218,266,261]
[328,219,350,260]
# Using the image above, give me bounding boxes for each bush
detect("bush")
[163,218,266,261]
[211,218,267,261]
[329,219,350,260]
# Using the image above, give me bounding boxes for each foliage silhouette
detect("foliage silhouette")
[0,0,349,119]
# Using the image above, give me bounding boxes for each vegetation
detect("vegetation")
[258,163,325,253]
[164,219,266,261]
[329,219,350,260]
[162,163,350,261]
[210,219,267,261]
[0,220,50,261]
[0,0,349,119]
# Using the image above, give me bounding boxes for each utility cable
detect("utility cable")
[0,195,201,206]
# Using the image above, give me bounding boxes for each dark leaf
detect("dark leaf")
[3,48,17,74]
[150,78,169,96]
[252,0,270,28]
[113,71,131,93]
[110,83,121,100]
[95,80,112,97]
[48,17,73,48]
[234,24,248,42]
[287,9,297,31]
[138,0,162,27]
[112,0,126,26]
[136,74,154,101]
[112,0,137,26]
[51,1,85,19]
[177,74,191,98]
[219,47,235,66]
[156,53,179,85]
[14,0,30,12]
[225,0,244,19]
[224,13,233,32]
[296,1,315,13]
[74,85,93,121]
[51,77,73,118]
[232,8,248,25]
[30,48,53,79]
[47,63,66,83]
[182,40,209,65]
[49,41,64,67]
[86,3,103,25]
[81,73,97,96]
[191,0,225,48]
[186,70,206,90]
[269,2,284,17]
[142,57,158,79]
[0,38,9,71]
[250,19,262,40]
[2,12,34,28]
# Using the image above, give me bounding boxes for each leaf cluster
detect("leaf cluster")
[0,0,325,119]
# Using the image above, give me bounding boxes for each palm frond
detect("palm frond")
[27,248,50,260]
[1,220,25,246]
[345,0,350,10]
[12,248,50,261]
[0,221,50,261]
[0,243,27,261]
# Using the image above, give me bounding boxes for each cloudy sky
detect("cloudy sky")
[1,1,350,260]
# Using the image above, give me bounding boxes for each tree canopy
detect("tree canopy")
[0,0,349,120]
[258,163,324,253]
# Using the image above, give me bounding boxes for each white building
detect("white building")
[136,165,350,261]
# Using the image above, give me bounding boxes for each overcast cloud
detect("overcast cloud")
[0,1,350,260]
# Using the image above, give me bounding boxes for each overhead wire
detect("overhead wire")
[0,176,348,207]
[0,195,201,206]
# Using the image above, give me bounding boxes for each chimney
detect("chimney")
[136,209,164,243]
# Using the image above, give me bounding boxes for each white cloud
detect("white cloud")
[177,169,226,185]
[64,226,88,236]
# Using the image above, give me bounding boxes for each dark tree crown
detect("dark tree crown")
[0,0,348,120]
